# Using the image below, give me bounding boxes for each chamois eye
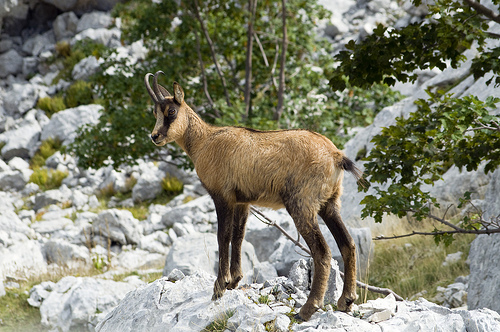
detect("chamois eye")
[168,109,176,116]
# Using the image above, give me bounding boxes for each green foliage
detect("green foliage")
[92,254,108,272]
[64,80,95,108]
[36,96,67,117]
[329,0,493,91]
[70,0,401,170]
[29,168,68,191]
[361,93,500,230]
[329,0,500,243]
[30,138,63,169]
[161,174,184,195]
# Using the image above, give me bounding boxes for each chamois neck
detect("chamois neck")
[175,107,214,162]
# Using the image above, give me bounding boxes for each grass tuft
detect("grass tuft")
[202,310,235,332]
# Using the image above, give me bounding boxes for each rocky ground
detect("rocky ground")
[1,0,500,331]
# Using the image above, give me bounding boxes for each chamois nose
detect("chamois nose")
[151,133,159,141]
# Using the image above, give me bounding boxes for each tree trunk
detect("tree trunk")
[273,0,287,122]
[243,0,258,121]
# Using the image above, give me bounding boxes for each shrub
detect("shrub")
[29,168,68,191]
[30,138,63,169]
[55,41,71,58]
[161,174,184,195]
[36,96,66,118]
[64,80,94,108]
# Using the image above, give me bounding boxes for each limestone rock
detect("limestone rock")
[0,120,41,160]
[53,11,79,41]
[96,272,253,332]
[0,240,47,280]
[0,49,23,78]
[31,276,144,332]
[92,209,143,245]
[163,232,259,277]
[41,104,102,145]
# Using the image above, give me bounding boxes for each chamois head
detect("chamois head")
[144,71,188,146]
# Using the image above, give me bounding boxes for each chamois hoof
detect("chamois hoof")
[227,275,242,290]
[293,313,306,322]
[212,279,230,300]
[337,295,356,312]
[297,303,320,321]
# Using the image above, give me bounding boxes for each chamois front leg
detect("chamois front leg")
[212,196,234,300]
[227,204,249,289]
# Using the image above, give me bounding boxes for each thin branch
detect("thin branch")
[254,32,269,67]
[462,0,500,24]
[374,226,500,240]
[250,207,404,301]
[192,0,232,107]
[468,119,500,132]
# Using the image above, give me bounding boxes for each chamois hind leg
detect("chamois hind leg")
[211,196,234,300]
[227,204,249,290]
[319,194,357,312]
[285,202,331,321]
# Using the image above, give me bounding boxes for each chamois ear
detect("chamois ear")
[173,82,184,104]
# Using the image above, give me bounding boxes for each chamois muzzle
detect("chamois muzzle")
[144,71,172,104]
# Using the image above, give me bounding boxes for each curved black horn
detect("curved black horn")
[144,73,158,103]
[153,71,171,100]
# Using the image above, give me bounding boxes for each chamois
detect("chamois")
[144,71,364,321]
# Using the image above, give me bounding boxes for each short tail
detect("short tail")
[339,156,367,188]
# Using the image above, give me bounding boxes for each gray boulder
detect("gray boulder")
[288,258,344,306]
[53,11,79,41]
[31,275,144,332]
[3,83,40,116]
[21,31,55,57]
[32,218,74,235]
[76,11,112,33]
[34,187,72,211]
[43,239,90,265]
[96,272,254,332]
[0,121,41,159]
[0,170,31,190]
[41,104,102,145]
[244,208,292,262]
[111,248,165,271]
[72,55,103,81]
[160,194,216,227]
[0,240,47,280]
[468,168,500,313]
[468,233,500,313]
[0,49,23,78]
[163,232,259,277]
[92,209,143,245]
[95,270,500,332]
[131,168,164,202]
[0,210,34,237]
[72,28,121,48]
